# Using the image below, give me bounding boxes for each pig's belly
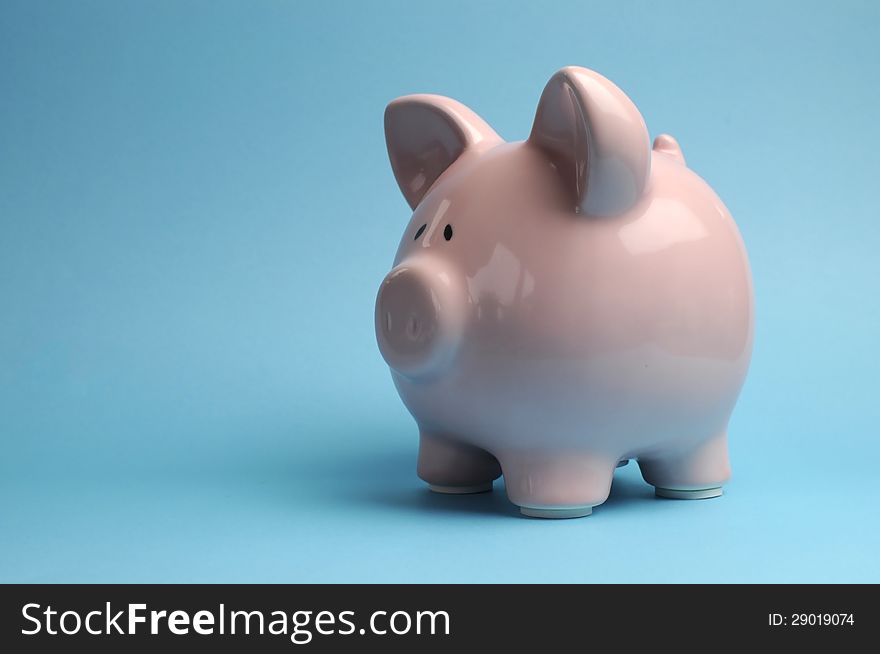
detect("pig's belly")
[393,340,749,459]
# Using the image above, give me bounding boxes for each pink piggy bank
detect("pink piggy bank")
[375,66,753,518]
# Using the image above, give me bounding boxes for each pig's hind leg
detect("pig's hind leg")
[638,431,730,500]
[418,431,502,494]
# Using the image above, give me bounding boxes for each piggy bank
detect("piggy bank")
[375,66,753,518]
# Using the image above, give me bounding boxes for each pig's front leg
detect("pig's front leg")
[638,431,730,499]
[499,452,617,518]
[417,431,502,494]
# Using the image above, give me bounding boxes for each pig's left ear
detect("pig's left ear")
[529,67,651,216]
[385,94,503,209]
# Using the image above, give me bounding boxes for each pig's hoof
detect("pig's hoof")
[655,486,722,500]
[519,506,593,519]
[428,482,493,494]
[616,459,629,468]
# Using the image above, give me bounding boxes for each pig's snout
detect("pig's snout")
[375,261,464,379]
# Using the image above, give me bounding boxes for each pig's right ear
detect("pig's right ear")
[385,94,502,209]
[529,67,651,216]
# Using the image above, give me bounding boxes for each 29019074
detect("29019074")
[768,613,855,627]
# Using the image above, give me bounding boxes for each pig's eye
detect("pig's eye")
[443,224,453,241]
[413,224,427,240]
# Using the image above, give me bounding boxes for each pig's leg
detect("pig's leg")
[499,452,616,518]
[418,432,502,494]
[638,431,730,499]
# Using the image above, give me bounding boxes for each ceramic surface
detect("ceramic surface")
[376,66,753,518]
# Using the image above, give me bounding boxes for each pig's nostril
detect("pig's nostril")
[407,315,420,339]
[385,312,392,333]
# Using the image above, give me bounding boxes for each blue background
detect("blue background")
[2,0,878,582]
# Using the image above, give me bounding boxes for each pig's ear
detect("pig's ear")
[385,94,502,209]
[529,67,651,216]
